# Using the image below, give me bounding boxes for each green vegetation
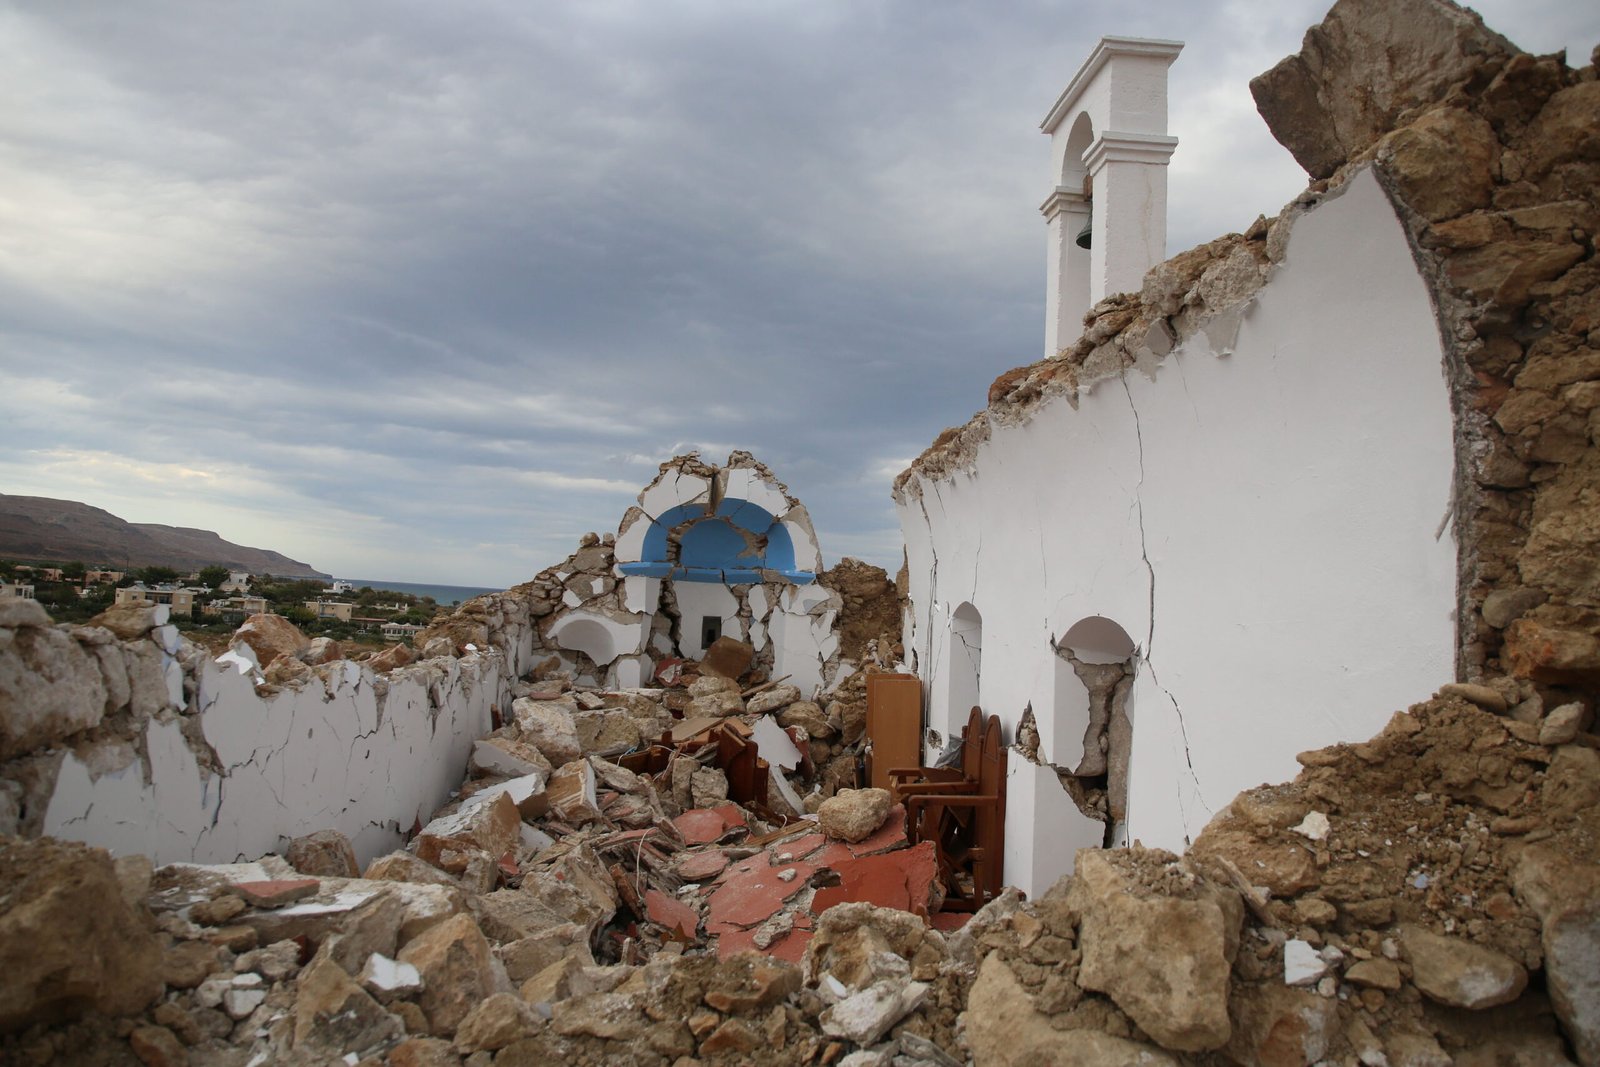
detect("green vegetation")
[0,558,447,643]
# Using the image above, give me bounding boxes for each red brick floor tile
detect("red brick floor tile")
[705,857,817,933]
[716,925,814,963]
[231,879,319,908]
[810,841,939,919]
[645,889,700,938]
[675,809,730,846]
[929,910,972,932]
[674,850,730,882]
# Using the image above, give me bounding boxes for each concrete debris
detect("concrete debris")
[285,829,360,878]
[6,5,1600,1066]
[818,787,893,843]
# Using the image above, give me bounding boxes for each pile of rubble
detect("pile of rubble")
[5,684,1598,1066]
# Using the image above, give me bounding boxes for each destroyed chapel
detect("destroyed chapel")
[3,0,1600,1064]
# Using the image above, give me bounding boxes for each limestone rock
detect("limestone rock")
[1436,682,1509,713]
[779,700,836,738]
[1070,848,1242,1052]
[365,851,464,889]
[303,635,344,664]
[1225,983,1338,1067]
[286,829,360,878]
[398,912,498,1037]
[0,618,109,760]
[700,635,754,680]
[496,923,593,983]
[574,708,643,753]
[230,612,309,667]
[388,1037,462,1067]
[416,791,521,873]
[86,602,161,640]
[546,760,604,826]
[1401,924,1528,1010]
[1538,702,1591,746]
[127,1024,187,1067]
[1503,615,1600,683]
[368,642,416,672]
[963,954,1176,1066]
[551,991,651,1040]
[803,901,947,989]
[687,689,746,718]
[820,979,927,1046]
[748,684,802,716]
[703,954,801,1013]
[690,766,730,809]
[293,951,405,1058]
[1376,106,1498,221]
[513,698,582,765]
[453,992,543,1053]
[1249,0,1517,179]
[818,788,893,844]
[1512,847,1600,1065]
[471,736,553,779]
[0,837,163,1033]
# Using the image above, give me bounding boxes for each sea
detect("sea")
[338,578,502,607]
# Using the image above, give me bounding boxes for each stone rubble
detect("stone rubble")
[2,1,1599,1066]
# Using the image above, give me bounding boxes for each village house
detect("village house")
[113,582,195,617]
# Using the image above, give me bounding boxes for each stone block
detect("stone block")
[0,837,163,1034]
[416,792,521,872]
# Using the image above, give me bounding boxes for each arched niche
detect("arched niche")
[618,497,813,584]
[1051,615,1137,835]
[946,602,983,726]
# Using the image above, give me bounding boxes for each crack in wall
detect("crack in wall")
[1120,371,1211,841]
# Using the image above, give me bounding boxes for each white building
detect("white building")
[896,37,1458,897]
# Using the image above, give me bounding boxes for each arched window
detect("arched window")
[947,602,983,721]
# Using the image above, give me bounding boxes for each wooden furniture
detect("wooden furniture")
[886,706,1007,911]
[865,673,922,791]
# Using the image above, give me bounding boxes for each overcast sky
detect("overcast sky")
[2,2,1593,588]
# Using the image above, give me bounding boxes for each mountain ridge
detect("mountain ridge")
[0,494,328,578]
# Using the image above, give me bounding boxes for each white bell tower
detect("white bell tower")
[1041,36,1182,357]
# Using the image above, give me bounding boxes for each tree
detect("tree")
[198,565,230,589]
[136,565,180,585]
[61,561,87,581]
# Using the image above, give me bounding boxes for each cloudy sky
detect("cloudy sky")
[2,2,1593,588]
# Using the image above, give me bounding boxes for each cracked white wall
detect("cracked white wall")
[899,169,1456,895]
[41,649,507,868]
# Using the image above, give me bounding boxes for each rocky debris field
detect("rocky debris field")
[3,681,1598,1067]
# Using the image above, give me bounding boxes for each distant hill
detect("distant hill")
[0,494,328,578]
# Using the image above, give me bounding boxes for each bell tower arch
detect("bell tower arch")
[1041,36,1182,357]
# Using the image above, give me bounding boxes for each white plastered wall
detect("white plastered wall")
[42,651,505,867]
[899,168,1457,896]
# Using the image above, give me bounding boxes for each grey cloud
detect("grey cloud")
[1,1,1591,584]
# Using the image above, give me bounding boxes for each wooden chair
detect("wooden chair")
[886,707,1007,911]
[887,706,984,811]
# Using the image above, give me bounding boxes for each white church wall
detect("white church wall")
[41,648,505,867]
[899,167,1457,894]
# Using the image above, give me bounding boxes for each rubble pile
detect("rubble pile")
[2,1,1597,1065]
[6,688,1598,1065]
